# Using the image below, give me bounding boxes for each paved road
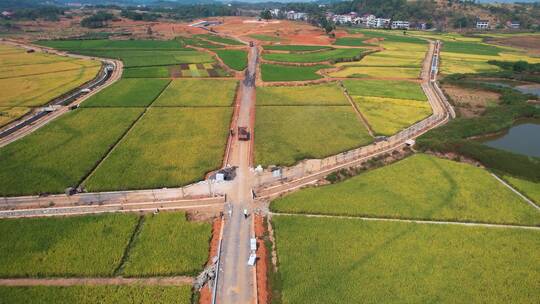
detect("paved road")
[216,44,258,304]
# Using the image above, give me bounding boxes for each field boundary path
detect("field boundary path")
[0,40,123,148]
[271,212,540,231]
[491,174,540,211]
[0,276,194,286]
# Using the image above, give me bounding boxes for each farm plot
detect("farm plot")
[256,83,349,106]
[255,106,372,167]
[334,37,371,46]
[352,96,432,136]
[154,79,237,107]
[261,64,330,82]
[86,50,214,68]
[343,79,427,101]
[82,78,170,107]
[263,48,365,63]
[249,34,281,42]
[272,215,540,304]
[85,107,232,191]
[271,154,540,225]
[0,107,31,127]
[0,214,138,277]
[0,67,100,107]
[330,66,420,79]
[122,212,211,277]
[37,39,186,51]
[214,49,248,71]
[194,34,244,46]
[124,63,229,78]
[0,44,100,109]
[262,45,332,52]
[503,176,540,206]
[0,108,143,196]
[0,286,192,304]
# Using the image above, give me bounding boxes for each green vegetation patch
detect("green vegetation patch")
[83,78,170,107]
[122,212,211,277]
[334,37,370,46]
[271,154,540,225]
[504,176,540,207]
[261,64,330,82]
[214,49,248,71]
[154,79,237,107]
[0,214,138,277]
[262,45,332,52]
[0,285,192,304]
[273,215,540,304]
[255,106,372,166]
[256,83,348,106]
[195,34,243,46]
[36,39,186,51]
[0,108,143,196]
[85,107,231,191]
[443,40,503,56]
[347,29,427,45]
[249,34,280,42]
[123,63,229,78]
[343,79,427,101]
[263,48,365,63]
[353,96,432,136]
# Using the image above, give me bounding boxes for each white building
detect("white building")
[270,9,280,18]
[476,20,490,30]
[507,21,520,29]
[286,11,307,21]
[370,18,390,28]
[391,20,410,30]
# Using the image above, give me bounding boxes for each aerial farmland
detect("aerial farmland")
[0,2,539,303]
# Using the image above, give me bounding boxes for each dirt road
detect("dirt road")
[216,44,258,304]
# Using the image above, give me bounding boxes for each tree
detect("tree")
[260,9,272,20]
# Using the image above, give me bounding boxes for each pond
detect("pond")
[515,84,540,98]
[482,121,540,157]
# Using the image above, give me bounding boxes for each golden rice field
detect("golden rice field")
[0,44,100,122]
[352,96,432,136]
[440,51,540,75]
[0,107,31,127]
[333,40,427,79]
[330,66,420,79]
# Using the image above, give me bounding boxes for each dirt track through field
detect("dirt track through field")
[271,213,540,231]
[0,276,194,286]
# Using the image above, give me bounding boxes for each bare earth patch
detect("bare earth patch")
[493,36,540,55]
[442,84,500,118]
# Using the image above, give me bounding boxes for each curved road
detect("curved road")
[0,40,123,148]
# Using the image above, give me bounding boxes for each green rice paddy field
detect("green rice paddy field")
[352,96,432,136]
[271,154,540,225]
[0,212,210,278]
[263,48,365,63]
[255,106,372,166]
[272,215,540,304]
[0,108,143,196]
[153,79,237,107]
[256,83,348,106]
[214,49,248,71]
[343,80,427,101]
[0,286,192,304]
[85,107,232,191]
[82,78,171,107]
[262,45,332,52]
[261,64,330,82]
[121,212,211,277]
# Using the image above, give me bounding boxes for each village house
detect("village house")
[476,20,490,30]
